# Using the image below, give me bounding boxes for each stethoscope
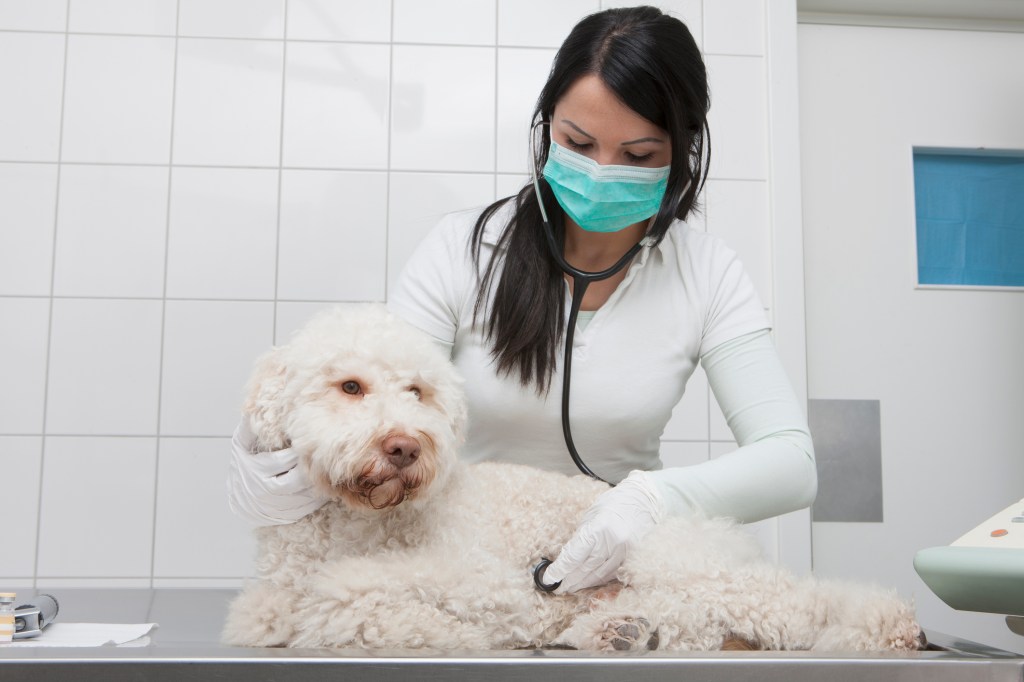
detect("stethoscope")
[528,120,649,591]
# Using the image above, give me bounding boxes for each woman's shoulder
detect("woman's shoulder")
[657,221,759,299]
[430,197,517,246]
[662,220,740,263]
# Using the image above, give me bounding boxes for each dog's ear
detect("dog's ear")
[242,345,293,451]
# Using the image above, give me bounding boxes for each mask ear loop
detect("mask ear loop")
[528,120,646,486]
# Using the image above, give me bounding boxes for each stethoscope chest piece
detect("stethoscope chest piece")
[532,558,561,592]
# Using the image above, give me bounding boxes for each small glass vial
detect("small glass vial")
[0,593,15,643]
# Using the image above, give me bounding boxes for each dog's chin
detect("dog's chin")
[345,476,412,510]
[333,470,435,511]
[305,441,442,511]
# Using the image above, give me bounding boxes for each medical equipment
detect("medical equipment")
[542,140,670,233]
[915,496,1024,637]
[12,594,59,640]
[0,594,13,642]
[528,120,648,486]
[528,120,650,592]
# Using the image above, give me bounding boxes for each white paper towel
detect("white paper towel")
[1,622,157,647]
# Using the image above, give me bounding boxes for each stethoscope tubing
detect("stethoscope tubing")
[550,233,642,486]
[529,120,645,487]
[528,121,646,593]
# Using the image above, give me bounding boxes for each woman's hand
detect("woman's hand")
[227,417,326,526]
[543,471,665,593]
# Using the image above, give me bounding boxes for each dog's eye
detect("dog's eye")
[408,386,421,400]
[340,380,362,395]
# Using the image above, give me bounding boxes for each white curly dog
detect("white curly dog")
[223,304,923,652]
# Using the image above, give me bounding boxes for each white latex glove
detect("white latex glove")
[226,417,326,527]
[543,470,665,593]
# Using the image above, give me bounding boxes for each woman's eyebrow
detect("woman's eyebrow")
[560,120,664,146]
[561,119,595,139]
[621,136,665,145]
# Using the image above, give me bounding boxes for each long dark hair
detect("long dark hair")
[470,6,710,393]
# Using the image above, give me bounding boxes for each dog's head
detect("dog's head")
[243,304,467,511]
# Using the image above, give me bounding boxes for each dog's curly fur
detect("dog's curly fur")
[222,303,923,652]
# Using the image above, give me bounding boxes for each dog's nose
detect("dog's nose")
[382,435,420,469]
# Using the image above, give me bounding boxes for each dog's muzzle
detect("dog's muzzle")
[343,434,434,510]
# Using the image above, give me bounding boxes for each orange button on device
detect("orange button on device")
[991,529,1009,537]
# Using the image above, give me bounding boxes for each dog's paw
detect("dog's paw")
[222,582,300,647]
[857,598,924,651]
[599,617,659,652]
[555,612,661,652]
[884,618,926,651]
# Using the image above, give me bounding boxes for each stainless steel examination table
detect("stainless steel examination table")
[1,589,1022,681]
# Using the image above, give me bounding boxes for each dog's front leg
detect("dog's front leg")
[222,580,303,647]
[292,552,542,649]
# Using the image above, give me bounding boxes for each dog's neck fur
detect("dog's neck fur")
[311,465,470,553]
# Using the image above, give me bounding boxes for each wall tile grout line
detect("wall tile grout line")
[31,0,72,590]
[700,0,707,50]
[1,293,776,305]
[703,0,712,463]
[3,434,232,439]
[272,1,291,346]
[761,0,778,343]
[383,0,395,300]
[2,295,387,303]
[493,0,500,202]
[0,26,767,57]
[146,0,183,589]
[0,431,750,445]
[0,159,769,184]
[31,576,248,581]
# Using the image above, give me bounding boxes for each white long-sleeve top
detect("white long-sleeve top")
[388,202,817,523]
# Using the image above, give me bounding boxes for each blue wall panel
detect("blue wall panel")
[914,151,1024,287]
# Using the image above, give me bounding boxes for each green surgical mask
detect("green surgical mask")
[542,141,670,233]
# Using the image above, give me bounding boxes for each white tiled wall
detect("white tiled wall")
[0,0,780,586]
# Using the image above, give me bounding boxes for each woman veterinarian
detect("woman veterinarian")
[228,5,817,595]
